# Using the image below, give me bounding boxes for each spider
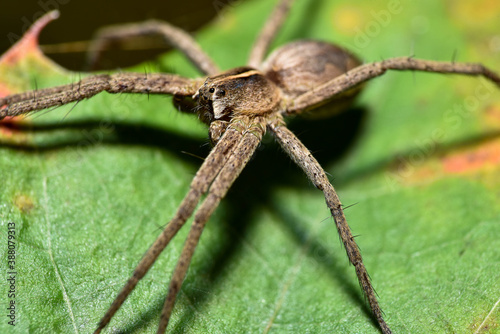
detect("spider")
[1,0,499,333]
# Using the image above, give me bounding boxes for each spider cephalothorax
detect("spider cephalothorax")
[193,67,281,123]
[0,0,499,333]
[192,40,360,144]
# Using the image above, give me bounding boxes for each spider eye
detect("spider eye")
[209,88,215,93]
[219,89,226,96]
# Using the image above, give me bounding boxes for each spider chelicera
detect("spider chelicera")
[1,0,499,333]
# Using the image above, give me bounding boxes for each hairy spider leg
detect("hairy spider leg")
[157,117,265,333]
[87,20,219,75]
[0,73,201,119]
[269,115,392,333]
[287,57,500,114]
[247,0,295,68]
[94,117,260,333]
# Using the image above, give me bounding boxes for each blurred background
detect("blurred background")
[0,0,239,71]
[2,0,499,72]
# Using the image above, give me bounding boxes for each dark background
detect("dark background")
[1,0,240,70]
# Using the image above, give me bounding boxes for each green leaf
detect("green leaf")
[1,0,500,333]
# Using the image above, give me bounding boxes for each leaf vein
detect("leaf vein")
[42,176,79,334]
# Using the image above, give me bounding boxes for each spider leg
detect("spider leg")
[268,116,392,334]
[0,73,202,119]
[86,20,219,75]
[247,0,295,68]
[286,57,500,114]
[94,116,265,334]
[157,118,265,333]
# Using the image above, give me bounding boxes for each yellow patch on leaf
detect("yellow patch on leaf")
[447,0,500,25]
[331,5,365,36]
[13,194,35,213]
[483,103,500,127]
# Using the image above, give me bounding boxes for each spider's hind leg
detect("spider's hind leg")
[87,20,219,75]
[287,57,500,115]
[247,0,296,68]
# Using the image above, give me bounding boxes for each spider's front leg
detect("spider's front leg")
[0,72,202,119]
[156,117,266,333]
[97,66,280,333]
[94,116,265,333]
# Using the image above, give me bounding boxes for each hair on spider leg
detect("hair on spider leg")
[32,77,38,100]
[342,202,359,211]
[318,202,357,224]
[30,104,64,121]
[451,49,458,64]
[61,100,81,121]
[180,150,206,162]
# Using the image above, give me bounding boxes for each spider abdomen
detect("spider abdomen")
[262,40,362,118]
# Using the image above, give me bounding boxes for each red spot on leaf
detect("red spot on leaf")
[0,11,62,137]
[0,82,13,98]
[0,81,22,136]
[442,140,500,174]
[0,11,60,66]
[0,83,21,137]
[0,116,24,137]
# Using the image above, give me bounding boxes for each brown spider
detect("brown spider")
[1,0,499,333]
